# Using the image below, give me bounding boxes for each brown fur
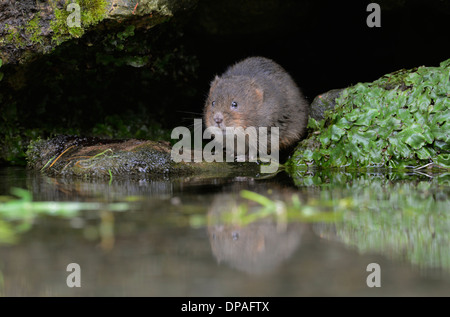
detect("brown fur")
[204,56,309,149]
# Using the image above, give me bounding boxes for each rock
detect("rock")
[26,135,262,179]
[0,0,198,65]
[288,58,450,170]
[309,88,345,122]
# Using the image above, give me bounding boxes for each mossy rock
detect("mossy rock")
[288,58,450,171]
[309,88,345,122]
[0,0,198,65]
[26,135,262,179]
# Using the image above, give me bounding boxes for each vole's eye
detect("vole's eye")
[212,101,216,107]
[231,101,238,109]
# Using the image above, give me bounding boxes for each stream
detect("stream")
[0,166,449,296]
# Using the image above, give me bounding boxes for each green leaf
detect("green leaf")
[319,128,332,147]
[433,97,450,113]
[354,109,380,126]
[413,111,427,126]
[415,147,432,160]
[436,154,450,168]
[431,109,450,125]
[440,58,450,68]
[422,125,434,144]
[388,158,418,169]
[329,143,348,167]
[397,125,427,150]
[396,109,414,125]
[434,140,450,152]
[388,134,412,159]
[416,92,432,113]
[331,125,346,142]
[431,122,450,143]
[307,117,321,130]
[377,116,402,136]
[344,140,364,162]
[348,129,377,152]
[368,148,383,165]
[312,150,323,162]
[405,71,421,86]
[335,117,351,130]
[344,108,361,122]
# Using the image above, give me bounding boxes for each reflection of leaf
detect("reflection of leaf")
[0,188,130,219]
[10,187,32,202]
[302,149,314,161]
[0,220,18,244]
[240,190,275,208]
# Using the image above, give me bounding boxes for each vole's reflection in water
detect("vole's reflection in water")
[206,182,304,275]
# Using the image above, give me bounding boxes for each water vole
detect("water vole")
[203,56,309,150]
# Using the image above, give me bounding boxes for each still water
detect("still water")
[0,166,450,296]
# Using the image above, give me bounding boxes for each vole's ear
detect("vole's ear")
[210,75,220,92]
[251,81,264,103]
[254,87,264,102]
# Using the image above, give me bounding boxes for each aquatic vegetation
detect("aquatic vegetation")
[0,187,129,218]
[199,170,450,272]
[291,170,450,271]
[0,187,130,244]
[195,189,344,230]
[289,58,450,170]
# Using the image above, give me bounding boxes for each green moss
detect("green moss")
[50,0,108,44]
[288,58,450,171]
[25,15,44,45]
[79,0,108,25]
[3,25,26,49]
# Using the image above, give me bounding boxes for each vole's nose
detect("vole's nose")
[213,112,224,125]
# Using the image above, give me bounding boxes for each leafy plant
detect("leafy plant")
[290,58,450,170]
[0,187,131,244]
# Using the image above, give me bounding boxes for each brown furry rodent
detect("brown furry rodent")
[203,56,309,149]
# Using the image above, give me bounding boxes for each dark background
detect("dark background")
[1,0,450,164]
[185,0,450,104]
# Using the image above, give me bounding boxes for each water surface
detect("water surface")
[0,166,449,296]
